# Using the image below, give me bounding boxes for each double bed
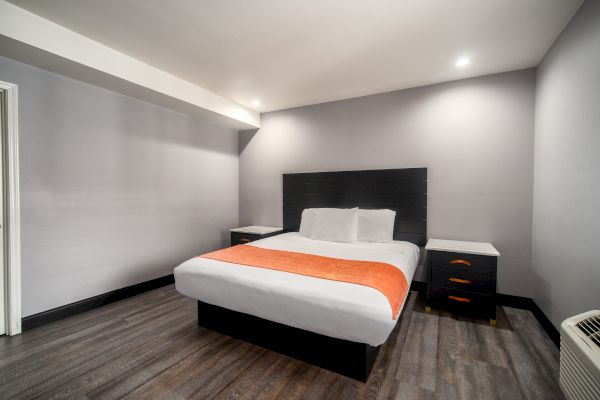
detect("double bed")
[174,168,427,381]
[176,232,420,346]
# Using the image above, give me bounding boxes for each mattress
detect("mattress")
[174,232,420,346]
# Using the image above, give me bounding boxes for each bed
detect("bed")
[174,168,427,381]
[176,232,420,345]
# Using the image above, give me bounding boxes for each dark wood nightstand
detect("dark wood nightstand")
[230,226,283,246]
[425,239,500,326]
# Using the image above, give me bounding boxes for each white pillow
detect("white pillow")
[299,208,339,237]
[358,209,396,242]
[299,208,317,237]
[310,208,359,243]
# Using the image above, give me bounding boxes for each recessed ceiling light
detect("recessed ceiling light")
[455,57,471,67]
[251,99,261,107]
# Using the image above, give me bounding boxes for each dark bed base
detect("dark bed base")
[197,301,381,382]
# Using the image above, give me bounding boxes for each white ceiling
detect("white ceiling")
[8,0,582,112]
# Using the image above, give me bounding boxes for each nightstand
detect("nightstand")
[425,239,500,326]
[230,226,283,246]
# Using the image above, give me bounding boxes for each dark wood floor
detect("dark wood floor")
[0,285,563,400]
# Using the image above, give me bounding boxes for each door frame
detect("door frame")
[0,81,21,335]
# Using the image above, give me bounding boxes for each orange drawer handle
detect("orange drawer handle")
[449,277,471,284]
[239,238,251,242]
[450,259,472,267]
[448,295,471,303]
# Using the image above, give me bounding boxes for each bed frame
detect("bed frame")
[197,168,427,381]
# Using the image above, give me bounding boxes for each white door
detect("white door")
[0,90,5,336]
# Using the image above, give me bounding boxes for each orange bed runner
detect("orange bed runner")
[198,245,408,319]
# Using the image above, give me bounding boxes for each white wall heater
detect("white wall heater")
[560,310,600,400]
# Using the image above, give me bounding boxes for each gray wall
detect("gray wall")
[0,56,239,317]
[240,69,536,296]
[532,0,600,327]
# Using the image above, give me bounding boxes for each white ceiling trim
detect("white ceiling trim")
[0,0,260,128]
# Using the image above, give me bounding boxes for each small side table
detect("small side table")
[230,226,283,246]
[425,239,500,326]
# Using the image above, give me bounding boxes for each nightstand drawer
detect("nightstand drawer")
[429,286,493,314]
[431,268,492,293]
[231,232,255,245]
[431,251,492,275]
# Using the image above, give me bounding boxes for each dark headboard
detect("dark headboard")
[283,168,427,246]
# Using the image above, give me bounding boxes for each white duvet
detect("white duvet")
[174,232,419,346]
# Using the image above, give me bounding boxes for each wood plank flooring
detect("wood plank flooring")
[0,285,563,400]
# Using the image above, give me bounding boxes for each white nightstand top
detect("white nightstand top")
[425,239,500,257]
[230,226,283,235]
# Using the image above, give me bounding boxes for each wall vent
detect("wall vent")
[576,316,600,349]
[560,310,600,400]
